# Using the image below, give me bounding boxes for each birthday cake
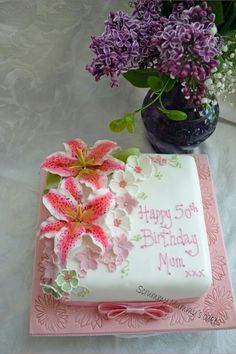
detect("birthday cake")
[38,139,212,305]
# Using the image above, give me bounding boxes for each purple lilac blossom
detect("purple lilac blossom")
[86,1,220,105]
[131,0,162,21]
[86,11,141,86]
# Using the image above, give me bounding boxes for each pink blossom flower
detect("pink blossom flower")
[113,234,134,259]
[41,138,124,190]
[38,177,113,266]
[42,255,58,281]
[43,239,54,257]
[78,268,87,278]
[75,246,100,275]
[150,155,167,166]
[100,249,118,272]
[100,235,133,272]
[116,192,138,214]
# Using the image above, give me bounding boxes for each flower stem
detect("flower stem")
[133,78,170,115]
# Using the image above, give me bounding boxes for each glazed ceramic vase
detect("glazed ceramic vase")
[141,85,219,153]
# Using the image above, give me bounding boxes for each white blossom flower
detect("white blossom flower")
[126,155,153,180]
[106,209,130,235]
[109,170,139,196]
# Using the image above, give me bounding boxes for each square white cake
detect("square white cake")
[38,140,212,304]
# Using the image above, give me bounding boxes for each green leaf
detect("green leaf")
[221,2,236,33]
[77,286,90,297]
[159,108,187,121]
[123,69,159,88]
[164,78,176,92]
[44,172,61,193]
[113,148,140,163]
[208,1,224,25]
[147,76,164,91]
[109,117,127,133]
[125,113,135,133]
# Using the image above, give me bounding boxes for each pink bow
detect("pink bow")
[98,302,173,320]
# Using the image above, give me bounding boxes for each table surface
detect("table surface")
[0,1,235,353]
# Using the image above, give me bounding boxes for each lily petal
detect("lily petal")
[85,224,109,252]
[64,138,87,158]
[43,189,78,222]
[99,157,125,173]
[41,152,77,177]
[83,192,113,223]
[79,169,107,190]
[86,140,118,165]
[60,177,83,204]
[38,216,66,239]
[55,224,86,265]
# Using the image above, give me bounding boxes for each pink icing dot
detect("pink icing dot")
[134,166,142,174]
[64,274,73,282]
[113,218,122,227]
[119,180,127,188]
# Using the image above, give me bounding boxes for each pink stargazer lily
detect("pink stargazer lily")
[41,139,124,190]
[38,177,113,266]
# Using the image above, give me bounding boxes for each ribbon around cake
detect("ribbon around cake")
[97,302,173,320]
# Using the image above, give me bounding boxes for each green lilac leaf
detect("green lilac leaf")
[123,68,159,88]
[125,113,135,133]
[109,117,127,133]
[164,79,176,92]
[208,1,224,25]
[113,147,141,162]
[147,76,164,91]
[159,108,187,121]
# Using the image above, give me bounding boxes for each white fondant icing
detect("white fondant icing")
[56,155,212,302]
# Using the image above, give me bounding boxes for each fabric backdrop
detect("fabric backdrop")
[0,1,235,353]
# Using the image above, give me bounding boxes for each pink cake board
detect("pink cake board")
[29,155,236,336]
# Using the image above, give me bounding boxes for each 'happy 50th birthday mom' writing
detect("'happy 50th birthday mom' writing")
[138,202,204,276]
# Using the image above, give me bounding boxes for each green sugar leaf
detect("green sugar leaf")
[44,172,61,193]
[113,147,140,163]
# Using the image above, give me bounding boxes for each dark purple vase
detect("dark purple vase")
[141,86,219,153]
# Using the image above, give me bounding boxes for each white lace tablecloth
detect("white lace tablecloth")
[0,1,235,353]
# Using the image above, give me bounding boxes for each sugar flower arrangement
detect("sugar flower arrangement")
[38,138,143,299]
[86,0,236,133]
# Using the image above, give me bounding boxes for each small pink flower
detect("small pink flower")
[78,268,87,278]
[116,192,138,214]
[113,234,134,259]
[42,255,58,281]
[100,249,116,265]
[150,156,167,166]
[43,239,54,257]
[75,246,100,272]
[108,262,117,272]
[100,249,119,272]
